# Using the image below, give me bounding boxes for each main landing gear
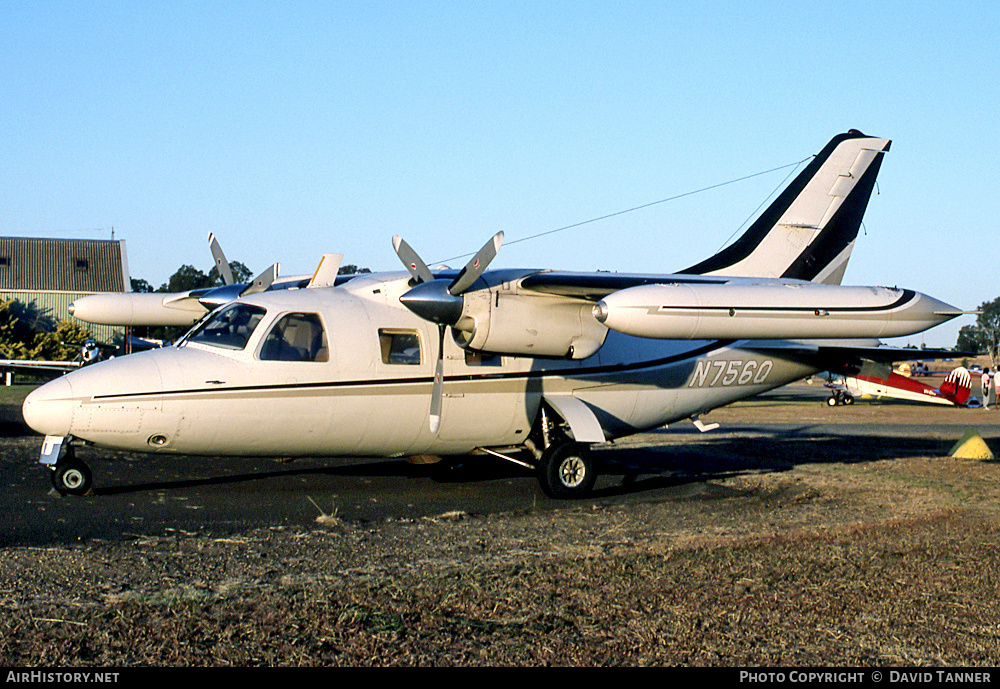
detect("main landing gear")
[526,405,599,499]
[827,390,855,406]
[537,440,597,499]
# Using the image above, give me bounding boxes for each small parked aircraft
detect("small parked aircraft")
[1,334,166,385]
[823,363,972,406]
[1,340,102,384]
[22,130,967,497]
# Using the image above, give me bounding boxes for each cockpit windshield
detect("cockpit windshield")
[180,303,267,350]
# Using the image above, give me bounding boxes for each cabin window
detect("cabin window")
[378,329,421,365]
[184,303,266,350]
[259,312,329,362]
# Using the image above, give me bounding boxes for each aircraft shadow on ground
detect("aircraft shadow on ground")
[588,427,955,498]
[91,458,481,497]
[89,425,959,499]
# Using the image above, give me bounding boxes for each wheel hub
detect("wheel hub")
[559,456,587,488]
[60,468,86,490]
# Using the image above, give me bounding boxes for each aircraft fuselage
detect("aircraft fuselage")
[23,272,818,458]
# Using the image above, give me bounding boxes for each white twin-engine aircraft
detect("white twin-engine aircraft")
[24,131,964,498]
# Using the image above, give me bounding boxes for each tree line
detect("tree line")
[0,299,92,361]
[956,296,1000,366]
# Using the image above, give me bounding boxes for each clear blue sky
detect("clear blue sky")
[3,1,997,347]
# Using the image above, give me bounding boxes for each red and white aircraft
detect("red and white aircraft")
[824,363,972,406]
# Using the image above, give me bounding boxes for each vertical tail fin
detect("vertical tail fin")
[684,130,891,284]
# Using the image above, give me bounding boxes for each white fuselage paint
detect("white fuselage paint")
[23,273,819,458]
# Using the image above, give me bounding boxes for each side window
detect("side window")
[259,313,329,362]
[378,329,421,365]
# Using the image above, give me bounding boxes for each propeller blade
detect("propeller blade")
[448,231,504,296]
[208,233,235,286]
[429,325,445,433]
[241,263,279,296]
[393,233,502,433]
[392,235,435,284]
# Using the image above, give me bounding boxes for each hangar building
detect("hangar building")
[0,236,129,345]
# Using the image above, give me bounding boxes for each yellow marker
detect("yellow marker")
[949,429,995,460]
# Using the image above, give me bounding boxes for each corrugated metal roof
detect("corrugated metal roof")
[0,237,128,292]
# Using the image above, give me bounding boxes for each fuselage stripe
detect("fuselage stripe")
[649,289,916,314]
[91,339,735,402]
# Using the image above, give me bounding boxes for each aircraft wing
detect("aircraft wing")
[813,343,971,367]
[517,271,728,301]
[513,268,961,344]
[740,340,968,368]
[0,359,81,373]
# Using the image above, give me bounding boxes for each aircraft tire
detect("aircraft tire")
[538,441,596,499]
[51,459,93,496]
[844,394,854,405]
[827,396,839,407]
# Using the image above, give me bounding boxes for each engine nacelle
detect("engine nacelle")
[454,290,608,359]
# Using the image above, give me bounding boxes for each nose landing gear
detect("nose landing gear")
[39,435,94,496]
[50,454,93,496]
[52,459,94,495]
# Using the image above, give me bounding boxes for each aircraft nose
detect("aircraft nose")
[22,376,76,438]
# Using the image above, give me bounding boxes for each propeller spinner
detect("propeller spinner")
[392,232,504,432]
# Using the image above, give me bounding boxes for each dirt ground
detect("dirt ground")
[3,384,1000,666]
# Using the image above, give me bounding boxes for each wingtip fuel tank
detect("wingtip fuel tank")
[69,292,209,327]
[593,282,960,341]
